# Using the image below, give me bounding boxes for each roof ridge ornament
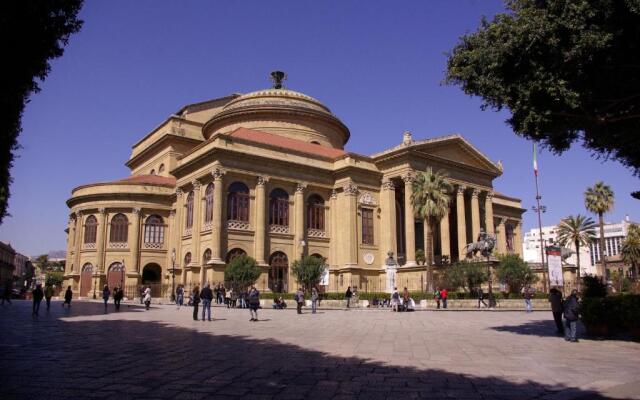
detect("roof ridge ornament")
[403,130,413,146]
[270,70,287,89]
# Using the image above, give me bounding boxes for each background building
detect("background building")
[0,242,16,284]
[64,74,525,298]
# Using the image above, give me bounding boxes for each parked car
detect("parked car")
[11,288,26,299]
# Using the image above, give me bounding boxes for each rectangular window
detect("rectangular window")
[361,209,374,245]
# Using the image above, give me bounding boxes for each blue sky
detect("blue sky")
[1,0,637,256]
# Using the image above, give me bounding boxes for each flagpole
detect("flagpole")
[532,144,548,292]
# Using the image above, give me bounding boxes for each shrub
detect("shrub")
[580,294,640,333]
[45,271,64,287]
[224,255,261,293]
[582,275,607,298]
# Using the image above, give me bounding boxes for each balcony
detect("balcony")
[269,224,290,234]
[228,220,250,231]
[307,228,326,238]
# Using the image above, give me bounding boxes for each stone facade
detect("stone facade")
[64,79,525,297]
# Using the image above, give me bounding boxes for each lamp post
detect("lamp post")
[93,264,98,299]
[170,248,176,302]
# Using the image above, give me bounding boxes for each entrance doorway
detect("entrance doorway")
[80,263,93,297]
[142,263,162,297]
[107,262,125,290]
[269,252,288,293]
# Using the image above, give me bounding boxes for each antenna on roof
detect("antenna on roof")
[270,71,286,89]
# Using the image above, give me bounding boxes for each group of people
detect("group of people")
[549,288,580,342]
[28,284,73,315]
[187,283,261,321]
[391,287,416,311]
[102,285,125,310]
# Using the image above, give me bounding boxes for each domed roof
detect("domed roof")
[222,88,333,116]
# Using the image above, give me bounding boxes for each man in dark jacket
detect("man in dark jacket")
[345,287,352,309]
[477,287,488,308]
[548,288,564,335]
[563,289,579,342]
[200,284,214,321]
[32,284,44,316]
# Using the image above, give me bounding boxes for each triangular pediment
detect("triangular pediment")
[412,135,501,174]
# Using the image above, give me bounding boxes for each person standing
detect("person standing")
[391,287,400,312]
[102,285,111,310]
[402,287,410,312]
[248,285,260,321]
[44,284,54,311]
[563,289,579,342]
[226,287,233,308]
[523,286,533,313]
[548,288,564,335]
[113,286,123,311]
[32,284,44,316]
[191,286,200,321]
[176,285,184,309]
[434,287,441,309]
[1,279,12,305]
[200,283,213,321]
[440,287,448,309]
[477,287,488,308]
[143,287,152,310]
[296,288,304,314]
[345,286,352,309]
[62,286,73,308]
[311,286,319,314]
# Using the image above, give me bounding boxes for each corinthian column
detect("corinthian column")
[440,210,451,261]
[131,208,142,273]
[74,211,83,273]
[254,176,268,265]
[497,218,507,254]
[96,208,107,273]
[294,183,306,259]
[403,174,416,266]
[381,180,397,259]
[329,189,338,267]
[456,186,467,260]
[471,188,481,242]
[210,168,225,263]
[485,192,495,235]
[343,182,358,266]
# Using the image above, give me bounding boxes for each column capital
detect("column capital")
[257,176,270,186]
[499,217,507,226]
[402,173,414,184]
[330,189,338,199]
[191,180,201,190]
[343,183,358,196]
[98,208,106,215]
[132,208,141,216]
[169,209,176,218]
[175,188,183,197]
[211,167,225,181]
[74,209,83,217]
[296,182,307,193]
[485,192,494,201]
[471,188,480,198]
[382,180,395,190]
[457,185,467,195]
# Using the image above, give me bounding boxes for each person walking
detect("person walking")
[139,286,145,305]
[549,288,564,336]
[563,289,579,342]
[226,287,233,308]
[477,287,488,308]
[44,284,54,311]
[248,285,260,321]
[200,283,214,321]
[391,287,400,312]
[143,287,152,310]
[62,286,73,308]
[1,279,13,305]
[102,285,111,310]
[176,285,184,309]
[311,286,319,314]
[345,286,353,309]
[113,286,123,311]
[295,288,304,314]
[32,284,44,316]
[440,287,448,309]
[523,286,533,313]
[191,286,200,321]
[402,287,410,312]
[433,287,441,309]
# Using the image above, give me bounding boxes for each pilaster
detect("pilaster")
[497,218,507,254]
[210,168,225,264]
[74,211,83,273]
[485,192,495,235]
[471,188,481,242]
[343,182,359,266]
[440,211,450,261]
[254,176,268,265]
[96,208,107,273]
[456,186,467,260]
[293,182,306,259]
[403,174,416,266]
[381,180,397,260]
[329,189,338,267]
[131,208,142,273]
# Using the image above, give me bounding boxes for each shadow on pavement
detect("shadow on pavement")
[0,301,623,400]
[492,319,637,342]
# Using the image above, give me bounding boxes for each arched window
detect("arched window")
[109,213,128,243]
[84,215,97,244]
[185,191,194,229]
[144,215,164,244]
[269,188,289,226]
[158,164,165,173]
[227,182,249,221]
[204,183,214,224]
[150,169,156,175]
[183,252,192,268]
[226,248,247,264]
[203,249,211,264]
[307,194,325,230]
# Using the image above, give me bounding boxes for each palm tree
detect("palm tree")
[411,168,453,288]
[621,224,640,280]
[556,215,596,284]
[584,181,614,277]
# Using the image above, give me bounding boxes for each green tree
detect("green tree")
[411,168,453,289]
[455,260,488,292]
[224,255,261,293]
[45,271,64,288]
[441,263,467,292]
[556,214,596,282]
[1,1,83,223]
[445,0,640,177]
[621,224,640,280]
[584,181,615,275]
[496,254,538,295]
[34,254,50,275]
[290,255,326,292]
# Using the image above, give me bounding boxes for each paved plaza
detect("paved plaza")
[1,300,639,400]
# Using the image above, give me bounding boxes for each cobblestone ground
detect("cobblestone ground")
[1,300,639,400]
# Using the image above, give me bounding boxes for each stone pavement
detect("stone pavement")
[1,300,639,400]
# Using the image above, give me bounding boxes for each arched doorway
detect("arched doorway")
[80,263,93,297]
[225,248,247,264]
[142,263,162,297]
[269,252,288,293]
[107,262,125,290]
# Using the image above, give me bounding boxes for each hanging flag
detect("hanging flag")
[533,143,538,176]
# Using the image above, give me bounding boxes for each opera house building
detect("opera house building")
[64,74,524,297]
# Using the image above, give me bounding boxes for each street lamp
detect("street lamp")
[93,264,98,299]
[170,248,176,302]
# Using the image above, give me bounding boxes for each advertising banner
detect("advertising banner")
[546,246,564,287]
